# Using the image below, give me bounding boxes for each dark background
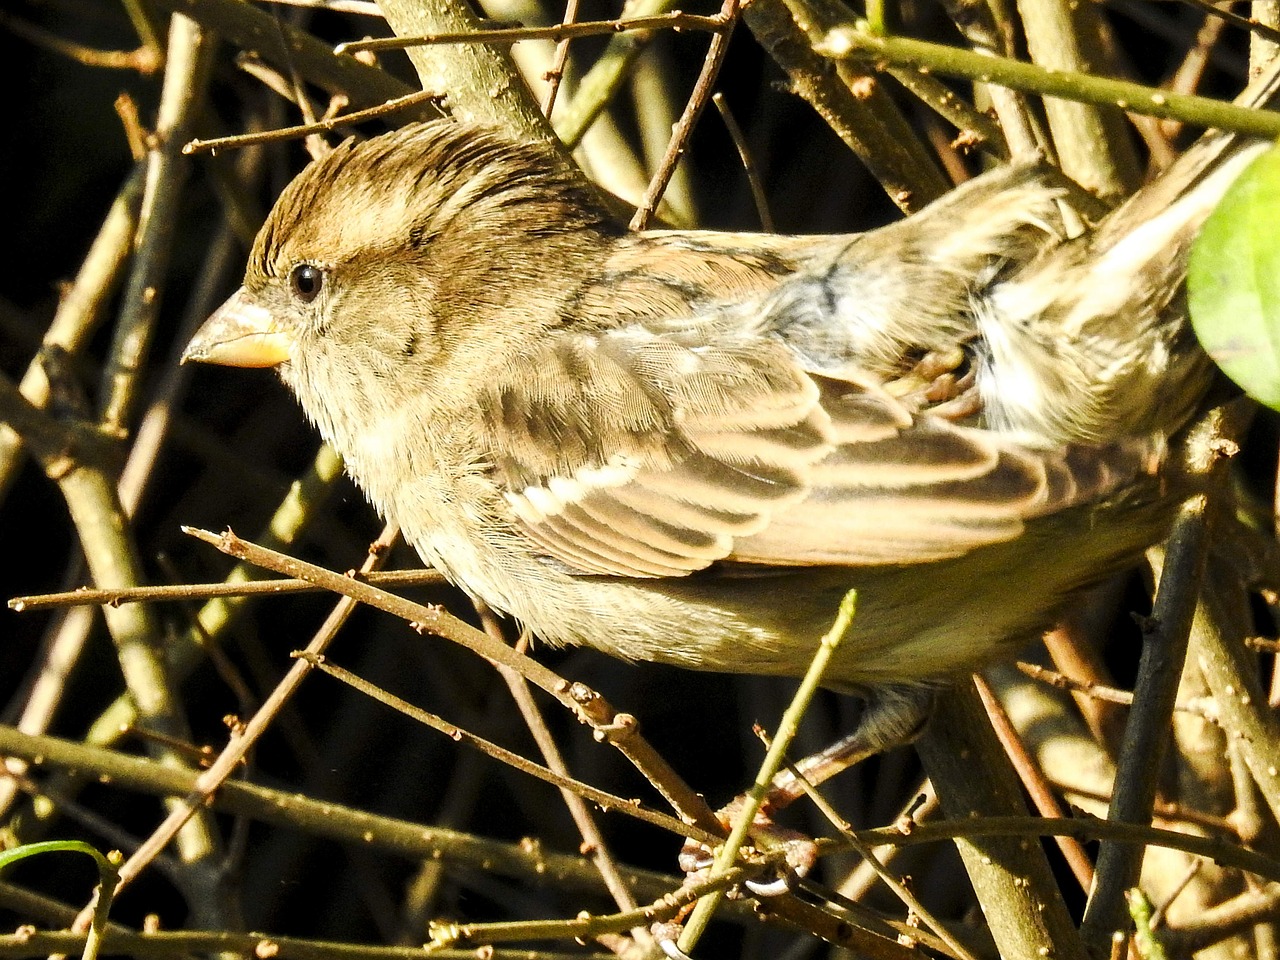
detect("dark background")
[1,0,1271,956]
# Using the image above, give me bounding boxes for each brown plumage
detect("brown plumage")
[184,101,1269,755]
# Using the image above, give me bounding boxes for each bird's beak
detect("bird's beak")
[182,288,293,368]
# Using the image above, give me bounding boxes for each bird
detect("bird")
[182,92,1271,771]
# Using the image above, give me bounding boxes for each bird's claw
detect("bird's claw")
[744,870,796,897]
[678,801,818,897]
[651,922,694,960]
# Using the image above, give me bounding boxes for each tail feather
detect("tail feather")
[974,59,1280,445]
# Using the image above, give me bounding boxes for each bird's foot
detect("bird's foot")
[676,685,936,897]
[677,795,819,896]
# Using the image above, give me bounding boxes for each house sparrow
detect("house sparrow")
[183,103,1268,761]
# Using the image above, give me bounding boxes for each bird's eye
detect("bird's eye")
[289,263,325,303]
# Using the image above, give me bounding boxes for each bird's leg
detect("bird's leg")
[678,684,936,890]
[768,683,935,812]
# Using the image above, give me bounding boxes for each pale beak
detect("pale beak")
[182,288,293,368]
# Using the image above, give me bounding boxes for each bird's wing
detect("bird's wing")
[732,379,1153,565]
[476,327,1153,577]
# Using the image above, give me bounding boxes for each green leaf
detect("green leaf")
[0,840,119,960]
[1188,143,1280,411]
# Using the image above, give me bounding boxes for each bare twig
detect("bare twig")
[144,0,416,109]
[630,0,740,230]
[181,526,724,835]
[0,10,163,73]
[95,525,399,903]
[336,12,727,52]
[9,569,446,612]
[1080,410,1237,951]
[185,88,445,154]
[973,675,1094,892]
[540,0,582,117]
[301,651,713,844]
[815,26,1280,139]
[711,92,775,231]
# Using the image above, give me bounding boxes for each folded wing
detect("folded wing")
[476,326,1154,577]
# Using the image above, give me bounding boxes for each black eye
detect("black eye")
[289,263,324,302]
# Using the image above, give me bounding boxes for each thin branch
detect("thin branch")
[97,526,398,902]
[850,817,1280,885]
[301,652,714,844]
[973,675,1094,892]
[181,526,724,835]
[185,88,445,154]
[9,569,446,612]
[336,12,727,51]
[541,0,582,117]
[1080,410,1237,950]
[0,726,696,904]
[1182,0,1280,46]
[711,92,775,231]
[0,11,162,73]
[1015,661,1222,724]
[99,13,213,434]
[630,0,740,230]
[815,25,1280,138]
[428,870,744,950]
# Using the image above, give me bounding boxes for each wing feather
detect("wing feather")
[478,327,1154,576]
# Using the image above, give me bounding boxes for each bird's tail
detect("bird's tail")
[975,57,1280,446]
